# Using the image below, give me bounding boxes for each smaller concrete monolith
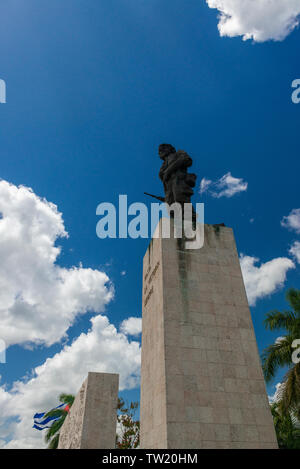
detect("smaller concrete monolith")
[58,372,119,449]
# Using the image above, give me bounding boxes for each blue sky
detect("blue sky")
[0,0,300,448]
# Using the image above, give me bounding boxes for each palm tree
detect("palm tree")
[45,393,75,449]
[270,401,300,449]
[262,288,300,413]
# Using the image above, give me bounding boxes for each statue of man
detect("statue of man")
[158,143,197,208]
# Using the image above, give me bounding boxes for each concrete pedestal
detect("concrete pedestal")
[58,372,119,449]
[140,220,277,449]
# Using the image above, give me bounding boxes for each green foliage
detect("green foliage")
[262,288,300,447]
[116,398,140,449]
[45,393,75,449]
[270,402,300,449]
[262,288,300,411]
[262,335,295,383]
[275,363,300,414]
[47,433,60,450]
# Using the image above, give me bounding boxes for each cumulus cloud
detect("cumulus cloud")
[289,241,300,264]
[199,178,212,195]
[281,209,300,234]
[120,317,142,336]
[240,254,295,306]
[0,180,113,347]
[205,0,300,42]
[268,382,284,404]
[199,172,248,198]
[0,314,141,449]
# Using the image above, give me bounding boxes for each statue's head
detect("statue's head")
[158,143,176,160]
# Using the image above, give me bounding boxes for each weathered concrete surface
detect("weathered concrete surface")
[140,219,278,449]
[58,372,119,449]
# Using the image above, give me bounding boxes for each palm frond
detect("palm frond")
[262,337,295,382]
[280,363,300,412]
[270,401,300,448]
[44,408,66,419]
[44,416,67,442]
[264,310,297,333]
[59,393,75,406]
[43,394,75,448]
[286,288,300,316]
[47,433,60,449]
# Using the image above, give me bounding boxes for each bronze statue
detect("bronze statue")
[145,144,196,207]
[145,144,225,229]
[158,144,196,207]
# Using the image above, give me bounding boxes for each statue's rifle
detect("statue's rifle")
[144,192,165,203]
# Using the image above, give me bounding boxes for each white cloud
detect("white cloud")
[289,241,300,263]
[268,382,284,404]
[206,0,300,42]
[199,172,248,198]
[199,177,212,195]
[0,314,141,449]
[120,317,142,336]
[240,254,295,306]
[281,209,300,234]
[0,180,113,347]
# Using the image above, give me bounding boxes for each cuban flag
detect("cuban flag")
[33,403,70,431]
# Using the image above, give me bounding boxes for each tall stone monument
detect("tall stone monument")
[140,145,277,449]
[58,372,119,449]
